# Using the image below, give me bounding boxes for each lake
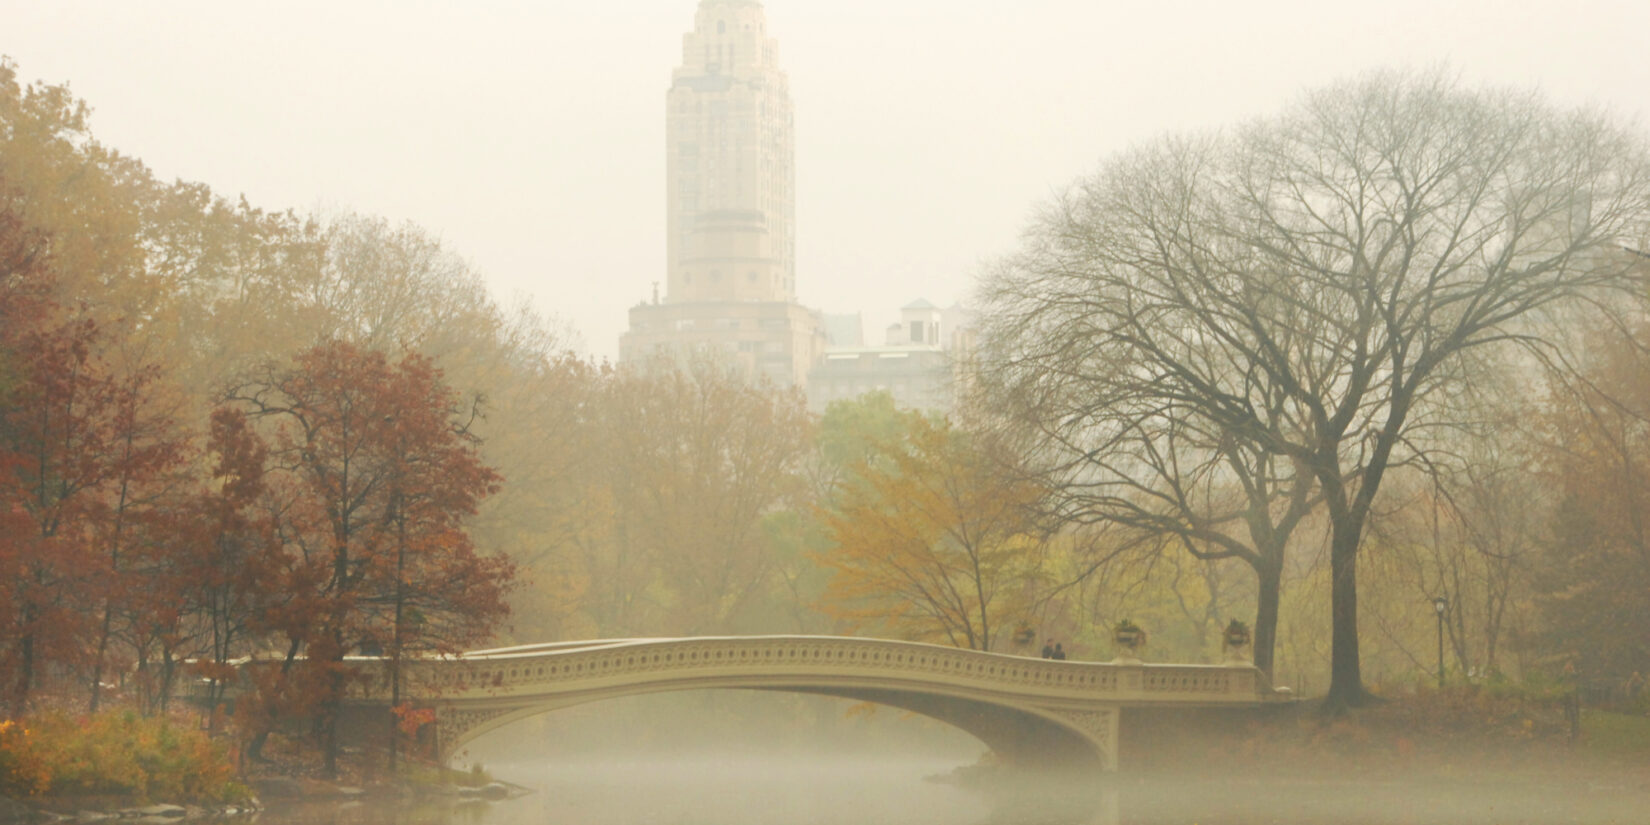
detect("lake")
[251,757,1650,825]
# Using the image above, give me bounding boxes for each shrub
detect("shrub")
[0,712,248,803]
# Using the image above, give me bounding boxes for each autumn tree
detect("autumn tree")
[1533,319,1650,691]
[3,86,193,711]
[226,340,512,774]
[590,358,813,636]
[85,361,189,713]
[2,60,560,739]
[164,407,282,721]
[504,355,815,640]
[815,408,1052,651]
[0,311,126,711]
[978,71,1650,707]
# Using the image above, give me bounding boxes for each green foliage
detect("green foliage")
[817,390,934,471]
[0,712,248,803]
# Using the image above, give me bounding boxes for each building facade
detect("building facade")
[808,300,976,413]
[620,0,822,388]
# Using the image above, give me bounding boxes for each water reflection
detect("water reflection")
[498,757,988,824]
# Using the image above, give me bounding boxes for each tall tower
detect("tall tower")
[666,0,795,303]
[620,0,822,387]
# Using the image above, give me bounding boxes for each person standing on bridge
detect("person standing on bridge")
[1041,640,1055,659]
[1052,643,1066,660]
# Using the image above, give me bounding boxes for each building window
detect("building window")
[718,20,726,34]
[747,271,758,283]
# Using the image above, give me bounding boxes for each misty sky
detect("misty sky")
[6,0,1648,358]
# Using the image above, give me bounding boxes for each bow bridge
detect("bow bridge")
[333,635,1275,772]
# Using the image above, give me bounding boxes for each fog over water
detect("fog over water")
[249,691,1649,825]
[256,761,1650,825]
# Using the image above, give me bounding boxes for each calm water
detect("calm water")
[253,758,1650,825]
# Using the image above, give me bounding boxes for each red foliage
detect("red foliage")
[1,188,189,715]
[225,340,513,772]
[0,311,124,711]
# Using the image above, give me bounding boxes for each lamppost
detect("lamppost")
[1432,596,1448,690]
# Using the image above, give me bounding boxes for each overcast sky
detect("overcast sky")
[7,0,1648,358]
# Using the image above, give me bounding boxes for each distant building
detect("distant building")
[807,300,976,413]
[619,0,822,388]
[620,3,972,409]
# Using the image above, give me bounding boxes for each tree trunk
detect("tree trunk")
[1325,520,1370,710]
[1252,556,1282,681]
[322,635,345,779]
[321,682,340,778]
[90,607,113,713]
[14,620,34,714]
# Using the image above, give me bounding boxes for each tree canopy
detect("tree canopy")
[979,70,1650,707]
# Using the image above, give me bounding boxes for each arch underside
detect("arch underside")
[437,680,1112,772]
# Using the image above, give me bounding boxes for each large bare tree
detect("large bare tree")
[977,71,1650,708]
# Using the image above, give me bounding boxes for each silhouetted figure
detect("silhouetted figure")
[1041,641,1054,659]
[1052,643,1066,660]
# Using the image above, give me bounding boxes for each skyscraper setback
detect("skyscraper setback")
[620,0,823,386]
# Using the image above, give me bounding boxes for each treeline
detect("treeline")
[5,57,1650,777]
[0,60,544,773]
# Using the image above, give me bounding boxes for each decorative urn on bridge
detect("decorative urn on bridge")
[1222,619,1252,665]
[1111,619,1147,663]
[1011,622,1037,652]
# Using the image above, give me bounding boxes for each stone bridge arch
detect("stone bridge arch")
[347,635,1271,772]
[438,681,1112,772]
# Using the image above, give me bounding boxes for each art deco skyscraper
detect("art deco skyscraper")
[666,0,795,302]
[621,0,821,386]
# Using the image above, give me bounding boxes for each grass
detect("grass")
[1581,709,1650,757]
[398,761,495,788]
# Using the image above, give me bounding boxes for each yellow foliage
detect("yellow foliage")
[814,415,1049,650]
[0,712,246,803]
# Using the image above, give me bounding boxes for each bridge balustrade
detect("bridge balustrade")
[355,636,1262,706]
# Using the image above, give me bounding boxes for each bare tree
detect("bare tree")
[978,70,1650,708]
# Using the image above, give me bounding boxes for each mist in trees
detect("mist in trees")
[0,62,530,770]
[1533,321,1650,692]
[976,70,1650,708]
[8,45,1650,786]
